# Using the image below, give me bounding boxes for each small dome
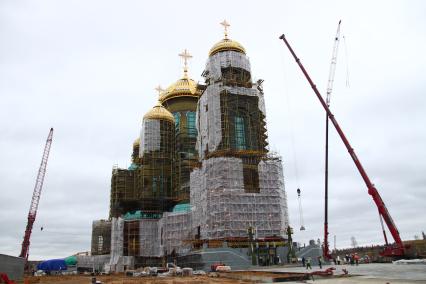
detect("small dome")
[143,101,174,123]
[209,38,246,57]
[133,138,140,146]
[159,77,201,103]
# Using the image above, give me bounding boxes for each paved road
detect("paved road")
[260,263,426,283]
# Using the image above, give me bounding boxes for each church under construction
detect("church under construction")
[88,21,290,272]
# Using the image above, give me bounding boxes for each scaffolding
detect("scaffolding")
[77,255,110,272]
[203,50,252,83]
[109,217,123,270]
[91,220,111,255]
[123,220,140,256]
[109,167,137,218]
[108,217,135,272]
[197,51,268,160]
[139,219,162,257]
[162,95,200,203]
[173,121,199,202]
[190,156,288,240]
[137,117,175,212]
[109,212,194,258]
[189,49,288,243]
[100,47,290,265]
[160,211,193,256]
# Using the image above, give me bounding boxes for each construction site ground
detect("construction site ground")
[259,262,426,283]
[24,274,253,284]
[23,263,426,284]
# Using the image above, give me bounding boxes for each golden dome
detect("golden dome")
[209,38,246,57]
[159,77,201,103]
[133,138,140,146]
[143,101,174,123]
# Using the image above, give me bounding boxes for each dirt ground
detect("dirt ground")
[24,274,254,284]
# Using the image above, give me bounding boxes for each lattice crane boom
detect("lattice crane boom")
[326,20,342,106]
[324,20,342,260]
[19,128,53,260]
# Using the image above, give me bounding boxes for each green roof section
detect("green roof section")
[172,203,191,213]
[64,255,77,266]
[123,210,162,220]
[128,163,139,171]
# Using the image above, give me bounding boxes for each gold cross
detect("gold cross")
[220,20,230,39]
[178,49,192,78]
[155,85,164,98]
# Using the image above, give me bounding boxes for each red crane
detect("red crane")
[19,128,54,260]
[279,35,405,257]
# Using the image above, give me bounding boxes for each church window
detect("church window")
[97,235,103,253]
[152,176,157,193]
[173,112,181,132]
[186,111,197,138]
[235,116,246,150]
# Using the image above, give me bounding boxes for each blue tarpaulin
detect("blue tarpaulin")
[37,259,67,271]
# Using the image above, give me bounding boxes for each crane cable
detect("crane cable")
[297,188,306,231]
[343,35,350,88]
[280,43,305,231]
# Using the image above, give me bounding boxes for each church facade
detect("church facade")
[90,22,289,271]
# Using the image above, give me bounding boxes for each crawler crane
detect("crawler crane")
[279,35,406,257]
[19,128,53,260]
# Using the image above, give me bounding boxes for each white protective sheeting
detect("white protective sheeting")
[190,157,289,240]
[102,48,289,259]
[140,118,161,156]
[77,255,110,271]
[138,219,162,257]
[108,217,124,271]
[205,51,251,81]
[160,211,193,255]
[196,50,266,159]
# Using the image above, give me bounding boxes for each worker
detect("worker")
[337,255,341,265]
[306,257,312,269]
[354,253,360,266]
[317,256,323,269]
[302,257,306,267]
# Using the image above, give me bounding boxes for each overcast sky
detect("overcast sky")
[1,0,425,260]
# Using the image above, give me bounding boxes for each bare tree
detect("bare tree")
[350,236,358,248]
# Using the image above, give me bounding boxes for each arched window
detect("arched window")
[173,112,181,132]
[97,235,103,253]
[235,116,246,150]
[186,111,197,138]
